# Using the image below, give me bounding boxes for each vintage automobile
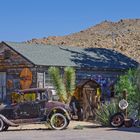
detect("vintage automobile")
[0,88,71,131]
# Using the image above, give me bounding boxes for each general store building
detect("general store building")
[0,41,138,103]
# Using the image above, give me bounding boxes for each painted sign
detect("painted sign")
[20,68,33,89]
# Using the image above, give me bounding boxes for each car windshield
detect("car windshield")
[11,88,52,103]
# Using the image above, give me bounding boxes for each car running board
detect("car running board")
[0,114,19,127]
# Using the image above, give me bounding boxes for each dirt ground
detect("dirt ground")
[8,121,99,130]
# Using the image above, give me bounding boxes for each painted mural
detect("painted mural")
[76,69,119,101]
[91,75,116,101]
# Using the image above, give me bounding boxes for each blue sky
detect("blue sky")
[0,0,139,42]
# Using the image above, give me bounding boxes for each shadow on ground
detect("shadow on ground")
[4,128,53,132]
[106,127,140,133]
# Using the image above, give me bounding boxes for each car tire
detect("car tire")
[66,119,70,127]
[110,112,124,127]
[50,113,68,130]
[0,118,4,132]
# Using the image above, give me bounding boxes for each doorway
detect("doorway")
[74,79,101,120]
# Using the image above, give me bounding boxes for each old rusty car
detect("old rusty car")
[0,88,71,131]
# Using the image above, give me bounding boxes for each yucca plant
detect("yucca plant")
[48,67,67,102]
[64,67,76,102]
[48,67,76,103]
[95,101,119,126]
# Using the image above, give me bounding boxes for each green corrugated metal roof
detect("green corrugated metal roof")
[2,41,138,69]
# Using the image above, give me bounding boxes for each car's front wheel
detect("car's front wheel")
[50,113,68,130]
[2,124,9,131]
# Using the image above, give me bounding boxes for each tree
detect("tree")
[115,68,140,117]
[133,66,140,117]
[115,69,136,101]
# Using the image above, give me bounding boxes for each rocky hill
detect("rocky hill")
[27,19,140,62]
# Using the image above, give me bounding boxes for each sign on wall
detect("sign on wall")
[20,68,33,89]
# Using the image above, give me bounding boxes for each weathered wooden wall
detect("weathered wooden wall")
[0,42,125,103]
[0,43,37,102]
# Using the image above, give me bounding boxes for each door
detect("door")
[0,72,6,101]
[82,86,96,120]
[18,102,40,119]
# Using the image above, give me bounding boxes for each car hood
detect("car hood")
[45,100,69,110]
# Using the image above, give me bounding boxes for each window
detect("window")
[45,72,53,87]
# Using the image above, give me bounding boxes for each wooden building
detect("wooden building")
[0,41,138,104]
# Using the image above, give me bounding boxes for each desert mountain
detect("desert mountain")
[27,19,140,62]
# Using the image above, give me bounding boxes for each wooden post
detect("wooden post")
[122,89,128,119]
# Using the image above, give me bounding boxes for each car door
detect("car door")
[18,102,40,119]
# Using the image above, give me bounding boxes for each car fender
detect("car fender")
[47,107,71,120]
[0,114,19,127]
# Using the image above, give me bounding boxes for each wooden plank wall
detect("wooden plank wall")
[0,43,37,101]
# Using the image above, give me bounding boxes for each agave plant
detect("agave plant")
[95,101,119,126]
